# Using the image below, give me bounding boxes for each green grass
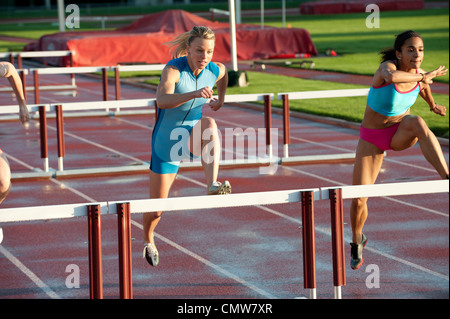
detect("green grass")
[256,9,449,83]
[0,40,26,52]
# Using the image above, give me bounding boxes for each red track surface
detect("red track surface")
[0,66,448,300]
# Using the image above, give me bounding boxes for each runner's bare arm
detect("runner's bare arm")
[0,62,30,124]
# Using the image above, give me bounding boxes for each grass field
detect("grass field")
[0,4,448,137]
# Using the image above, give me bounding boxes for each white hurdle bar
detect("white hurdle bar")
[31,66,112,104]
[113,64,165,101]
[277,88,370,162]
[1,93,275,175]
[0,180,447,299]
[0,50,74,69]
[51,98,157,172]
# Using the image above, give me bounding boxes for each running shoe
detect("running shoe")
[208,181,232,195]
[0,227,3,244]
[143,242,159,267]
[350,233,368,270]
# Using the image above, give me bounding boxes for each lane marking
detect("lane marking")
[131,220,276,299]
[0,245,61,299]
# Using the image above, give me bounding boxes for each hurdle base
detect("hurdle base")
[11,170,54,181]
[179,157,278,170]
[55,164,150,179]
[334,286,342,299]
[281,153,355,165]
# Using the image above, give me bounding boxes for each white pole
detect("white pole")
[236,0,241,24]
[334,286,342,299]
[57,0,65,32]
[228,0,238,71]
[282,0,286,28]
[260,0,264,29]
[310,288,317,299]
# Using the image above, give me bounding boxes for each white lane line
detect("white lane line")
[0,245,61,299]
[130,220,276,299]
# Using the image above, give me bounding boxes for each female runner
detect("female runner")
[143,26,230,266]
[350,30,448,270]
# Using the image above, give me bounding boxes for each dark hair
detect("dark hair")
[379,30,422,62]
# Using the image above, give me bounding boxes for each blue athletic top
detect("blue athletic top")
[150,56,220,174]
[367,71,421,117]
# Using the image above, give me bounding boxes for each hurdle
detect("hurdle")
[1,180,446,299]
[36,94,274,176]
[320,179,449,299]
[277,88,370,163]
[112,64,165,101]
[0,68,77,100]
[0,50,74,70]
[31,66,111,104]
[1,93,274,177]
[0,187,321,299]
[49,98,157,173]
[0,51,75,99]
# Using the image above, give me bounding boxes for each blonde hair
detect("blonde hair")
[166,26,216,59]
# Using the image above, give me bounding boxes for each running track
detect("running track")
[0,66,448,300]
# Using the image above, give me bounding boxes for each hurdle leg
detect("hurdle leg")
[69,51,76,88]
[117,203,133,299]
[114,67,121,102]
[301,190,316,299]
[264,95,272,157]
[282,94,290,158]
[55,105,65,171]
[20,70,27,103]
[38,106,49,172]
[87,204,103,299]
[329,188,346,299]
[17,54,22,69]
[9,52,14,66]
[102,67,108,102]
[33,70,40,104]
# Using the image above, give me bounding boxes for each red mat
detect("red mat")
[26,10,317,67]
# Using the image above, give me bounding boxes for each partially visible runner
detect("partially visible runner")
[0,62,30,244]
[142,26,230,266]
[349,30,448,270]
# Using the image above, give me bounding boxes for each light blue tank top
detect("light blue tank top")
[152,56,220,165]
[367,81,421,117]
[156,56,220,128]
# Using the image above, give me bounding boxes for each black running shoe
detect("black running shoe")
[350,234,368,270]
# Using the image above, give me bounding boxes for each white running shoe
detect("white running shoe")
[143,242,159,267]
[0,227,3,245]
[208,181,232,195]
